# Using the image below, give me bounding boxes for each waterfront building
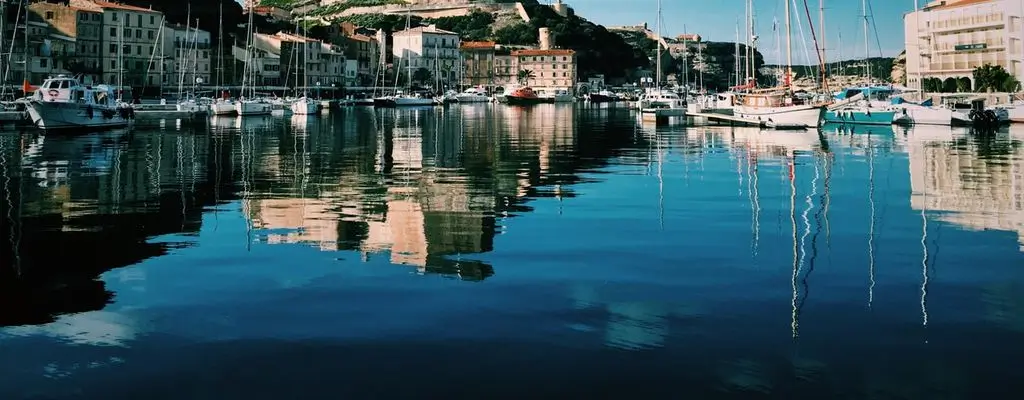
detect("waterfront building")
[231,44,281,87]
[160,23,211,90]
[79,0,164,87]
[492,48,517,88]
[28,1,104,84]
[460,40,496,87]
[392,25,460,86]
[248,32,346,90]
[328,23,380,86]
[511,49,577,89]
[904,0,1024,91]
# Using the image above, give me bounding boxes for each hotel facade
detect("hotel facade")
[904,0,1024,90]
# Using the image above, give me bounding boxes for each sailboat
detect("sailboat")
[290,20,319,115]
[374,7,436,107]
[636,0,686,120]
[210,0,236,116]
[823,0,896,125]
[236,0,272,116]
[733,0,825,128]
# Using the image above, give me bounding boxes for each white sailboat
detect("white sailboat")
[290,9,319,115]
[733,0,824,128]
[211,0,236,116]
[236,1,272,116]
[377,7,436,107]
[637,0,686,120]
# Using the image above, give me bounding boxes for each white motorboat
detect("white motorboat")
[290,96,319,115]
[25,75,133,130]
[637,89,687,118]
[538,88,575,103]
[456,87,490,103]
[210,99,237,116]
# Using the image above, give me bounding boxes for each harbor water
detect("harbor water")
[2,105,1024,398]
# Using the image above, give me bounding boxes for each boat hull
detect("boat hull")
[235,101,272,116]
[290,99,320,115]
[455,95,490,103]
[210,101,237,116]
[393,97,436,106]
[587,93,617,102]
[892,105,970,126]
[26,101,130,131]
[505,95,545,105]
[824,109,896,125]
[735,104,824,128]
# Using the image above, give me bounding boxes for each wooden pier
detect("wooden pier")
[688,112,766,127]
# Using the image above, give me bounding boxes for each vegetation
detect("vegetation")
[423,10,494,42]
[309,0,407,18]
[492,23,537,45]
[412,67,432,85]
[973,64,1020,92]
[334,13,422,32]
[767,57,895,82]
[517,69,535,85]
[258,0,295,10]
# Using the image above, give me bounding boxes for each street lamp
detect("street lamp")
[316,81,320,99]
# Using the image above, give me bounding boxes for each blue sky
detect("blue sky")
[567,0,915,64]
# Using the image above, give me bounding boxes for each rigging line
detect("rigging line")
[866,0,885,61]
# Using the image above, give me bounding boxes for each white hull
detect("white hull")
[290,99,319,115]
[210,101,237,116]
[893,105,971,126]
[236,100,272,116]
[455,94,490,103]
[26,101,129,130]
[639,107,686,117]
[734,104,823,127]
[393,97,435,106]
[1004,105,1024,123]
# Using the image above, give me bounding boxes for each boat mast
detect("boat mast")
[191,19,200,98]
[178,6,190,100]
[118,14,124,100]
[784,0,792,89]
[655,0,661,89]
[735,20,740,87]
[406,8,412,90]
[819,0,826,73]
[862,0,870,82]
[22,0,27,93]
[216,0,223,96]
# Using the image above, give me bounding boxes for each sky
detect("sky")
[566,0,917,64]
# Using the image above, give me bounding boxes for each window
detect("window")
[203,51,208,59]
[40,58,47,68]
[148,30,154,40]
[136,45,142,54]
[136,30,141,39]
[45,11,54,20]
[124,28,130,37]
[93,14,100,21]
[148,46,153,54]
[111,60,116,68]
[109,43,116,52]
[110,27,116,37]
[137,15,142,27]
[150,15,155,24]
[92,45,97,53]
[79,12,87,21]
[135,61,142,69]
[111,12,118,22]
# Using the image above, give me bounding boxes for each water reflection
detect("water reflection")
[3,108,1024,398]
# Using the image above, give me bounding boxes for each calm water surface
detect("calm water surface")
[2,105,1024,398]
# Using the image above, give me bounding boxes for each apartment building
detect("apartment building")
[231,44,280,87]
[510,49,577,89]
[492,48,516,87]
[246,32,345,89]
[460,41,495,86]
[328,22,380,85]
[904,0,1024,91]
[74,0,164,86]
[392,25,459,86]
[29,1,104,84]
[161,23,211,91]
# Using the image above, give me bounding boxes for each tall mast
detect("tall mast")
[735,21,740,87]
[656,0,661,88]
[118,16,124,99]
[862,0,870,82]
[748,0,756,86]
[819,0,826,69]
[22,0,28,91]
[405,6,412,89]
[784,0,792,89]
[216,0,223,94]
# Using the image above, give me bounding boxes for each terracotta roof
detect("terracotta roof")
[461,41,496,50]
[90,1,160,13]
[394,26,457,36]
[512,49,576,56]
[348,34,373,42]
[926,0,992,10]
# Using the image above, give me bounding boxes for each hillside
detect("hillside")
[765,57,896,82]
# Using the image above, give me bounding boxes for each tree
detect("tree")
[412,67,432,85]
[942,77,958,93]
[973,64,1015,92]
[517,69,535,85]
[956,77,971,92]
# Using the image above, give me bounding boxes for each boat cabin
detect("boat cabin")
[740,89,806,107]
[834,86,895,102]
[34,75,119,108]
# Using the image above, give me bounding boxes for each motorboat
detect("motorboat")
[824,86,898,125]
[455,86,490,103]
[25,75,134,130]
[637,88,686,118]
[504,87,544,106]
[290,96,320,115]
[586,89,619,102]
[235,98,272,116]
[537,88,575,103]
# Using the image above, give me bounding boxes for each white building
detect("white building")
[904,0,1024,91]
[392,25,460,86]
[232,45,281,87]
[73,0,164,87]
[161,24,212,92]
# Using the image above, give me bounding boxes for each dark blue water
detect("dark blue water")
[2,105,1024,399]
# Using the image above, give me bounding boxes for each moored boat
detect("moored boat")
[505,87,544,106]
[734,89,824,128]
[25,75,134,131]
[456,86,490,103]
[290,96,319,115]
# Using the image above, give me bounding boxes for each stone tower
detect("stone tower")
[539,27,552,50]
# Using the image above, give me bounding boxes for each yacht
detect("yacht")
[290,96,320,115]
[210,98,237,116]
[456,86,490,103]
[538,88,575,103]
[235,98,272,116]
[586,89,619,103]
[505,87,544,105]
[824,86,897,125]
[637,89,687,118]
[25,75,134,130]
[734,89,824,128]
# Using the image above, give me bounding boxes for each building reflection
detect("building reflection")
[0,130,228,327]
[244,105,580,281]
[906,126,1024,250]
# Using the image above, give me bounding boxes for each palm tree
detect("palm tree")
[517,69,535,86]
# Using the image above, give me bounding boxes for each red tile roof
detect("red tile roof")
[91,1,160,13]
[511,49,576,56]
[461,41,496,50]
